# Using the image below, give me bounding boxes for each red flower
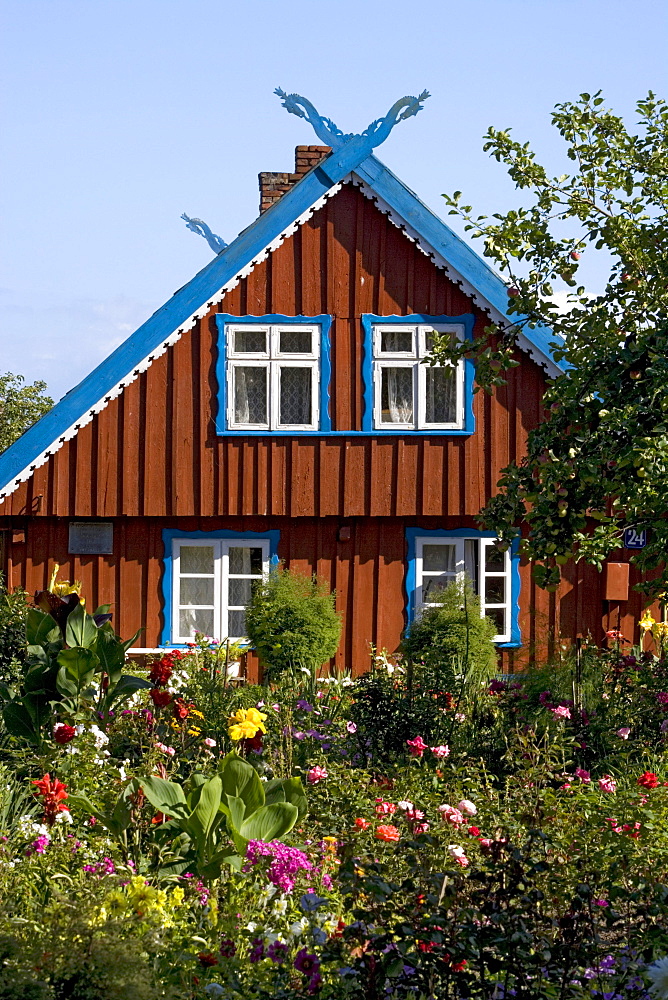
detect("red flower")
[172,698,190,721]
[354,817,370,829]
[53,723,76,745]
[32,773,68,826]
[451,960,468,972]
[467,826,481,837]
[149,660,173,686]
[638,771,659,789]
[149,688,172,708]
[197,952,219,968]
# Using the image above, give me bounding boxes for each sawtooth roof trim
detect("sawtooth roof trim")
[0,148,563,505]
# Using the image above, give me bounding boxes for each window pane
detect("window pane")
[425,366,457,423]
[279,329,312,354]
[234,367,267,424]
[179,546,214,574]
[228,610,247,636]
[485,607,506,635]
[229,578,253,606]
[485,545,505,572]
[234,328,267,353]
[380,329,413,354]
[422,544,456,573]
[179,577,214,606]
[423,575,452,602]
[229,546,263,575]
[464,540,479,592]
[380,367,413,423]
[179,608,214,636]
[485,577,506,605]
[279,367,312,425]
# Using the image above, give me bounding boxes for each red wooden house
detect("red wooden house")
[0,92,648,676]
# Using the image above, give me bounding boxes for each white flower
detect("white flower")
[447,844,466,859]
[273,898,288,916]
[55,809,72,825]
[397,801,414,811]
[246,921,257,933]
[118,766,127,781]
[647,956,668,998]
[89,725,109,749]
[65,746,80,755]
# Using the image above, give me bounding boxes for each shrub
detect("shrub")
[245,567,341,681]
[401,577,498,690]
[0,577,28,689]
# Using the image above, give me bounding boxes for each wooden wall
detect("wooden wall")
[1,182,649,670]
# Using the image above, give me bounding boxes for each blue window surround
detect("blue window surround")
[405,527,521,648]
[214,314,333,436]
[361,314,476,436]
[159,527,280,648]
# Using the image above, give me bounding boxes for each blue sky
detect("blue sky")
[1,0,666,402]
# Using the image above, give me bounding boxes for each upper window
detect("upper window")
[410,532,518,644]
[163,531,278,644]
[215,315,332,435]
[372,323,465,430]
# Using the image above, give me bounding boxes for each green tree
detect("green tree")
[0,372,53,453]
[430,92,668,595]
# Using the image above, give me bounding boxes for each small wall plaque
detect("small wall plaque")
[68,522,113,555]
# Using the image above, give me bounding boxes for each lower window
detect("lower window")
[168,535,273,643]
[412,533,515,643]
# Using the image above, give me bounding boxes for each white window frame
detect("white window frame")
[415,535,512,643]
[227,323,320,431]
[372,323,465,430]
[171,537,270,643]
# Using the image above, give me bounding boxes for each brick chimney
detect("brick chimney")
[259,145,332,213]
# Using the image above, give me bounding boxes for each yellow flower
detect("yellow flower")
[655,621,668,639]
[227,707,267,741]
[322,836,338,852]
[170,886,185,906]
[190,708,205,719]
[639,611,656,632]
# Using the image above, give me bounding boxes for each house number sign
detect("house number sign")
[623,527,647,549]
[68,522,114,555]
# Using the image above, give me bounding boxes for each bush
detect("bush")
[0,577,28,689]
[401,576,498,690]
[245,567,341,681]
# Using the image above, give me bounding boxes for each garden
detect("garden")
[0,566,666,1000]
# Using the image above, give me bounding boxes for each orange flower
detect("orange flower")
[375,824,400,843]
[354,817,370,830]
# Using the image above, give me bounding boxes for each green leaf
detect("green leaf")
[65,604,99,649]
[225,793,247,834]
[140,775,188,815]
[104,674,152,708]
[239,802,298,845]
[189,775,222,845]
[26,609,60,646]
[280,776,308,820]
[2,702,40,743]
[220,756,265,816]
[56,647,98,697]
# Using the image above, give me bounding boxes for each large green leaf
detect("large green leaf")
[94,628,126,681]
[238,802,298,845]
[26,609,60,646]
[56,647,98,698]
[220,757,265,816]
[225,793,247,834]
[2,702,40,743]
[105,674,152,708]
[264,777,308,820]
[188,776,222,848]
[65,604,100,649]
[140,776,188,816]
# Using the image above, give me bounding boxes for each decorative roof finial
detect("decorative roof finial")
[274,89,430,152]
[181,214,228,254]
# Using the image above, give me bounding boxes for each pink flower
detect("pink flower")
[439,804,465,826]
[598,775,617,793]
[447,844,469,867]
[307,766,328,784]
[656,692,668,706]
[155,742,175,756]
[550,705,571,720]
[575,768,591,783]
[661,719,668,733]
[412,822,430,835]
[616,727,631,740]
[457,799,477,816]
[431,744,450,758]
[375,799,397,816]
[203,738,217,747]
[594,899,609,907]
[455,712,466,723]
[406,736,428,758]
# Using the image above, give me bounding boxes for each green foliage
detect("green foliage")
[0,373,53,454]
[401,576,498,685]
[0,578,29,689]
[245,567,341,681]
[431,92,668,594]
[0,592,150,744]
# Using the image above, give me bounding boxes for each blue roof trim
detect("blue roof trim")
[0,141,563,498]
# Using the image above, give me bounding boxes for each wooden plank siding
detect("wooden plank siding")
[0,183,652,668]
